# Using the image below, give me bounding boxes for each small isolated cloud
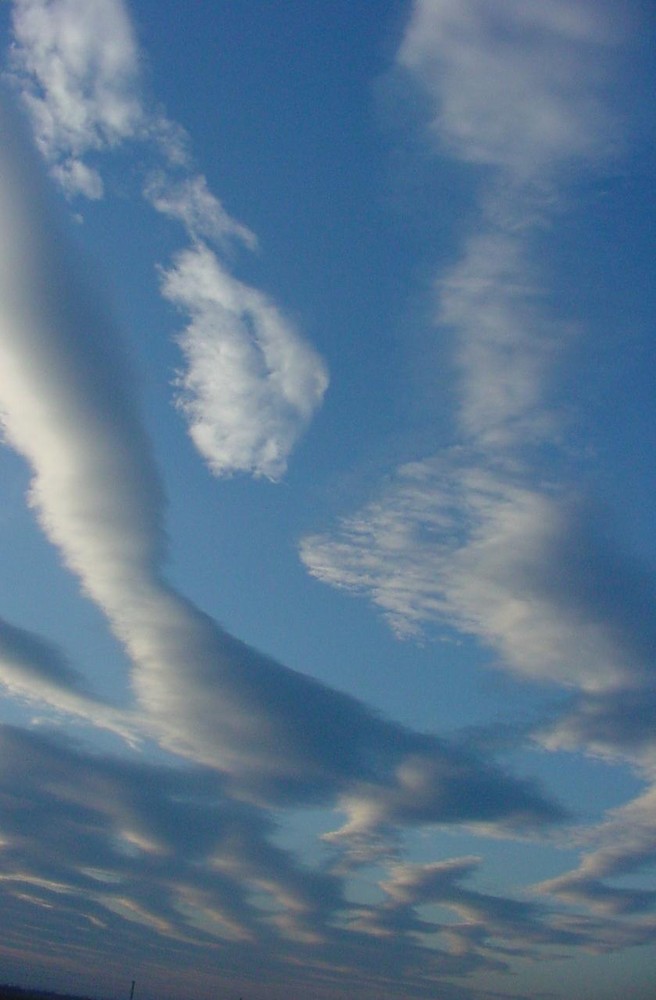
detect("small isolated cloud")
[160,242,328,480]
[9,0,143,194]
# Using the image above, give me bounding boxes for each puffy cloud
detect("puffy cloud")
[160,243,328,480]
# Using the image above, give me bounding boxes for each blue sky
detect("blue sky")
[0,2,655,999]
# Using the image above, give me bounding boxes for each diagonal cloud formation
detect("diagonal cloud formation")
[0,617,137,739]
[0,93,559,853]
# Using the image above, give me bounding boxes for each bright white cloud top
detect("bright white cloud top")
[0,2,654,1000]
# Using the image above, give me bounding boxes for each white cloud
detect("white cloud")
[144,173,258,251]
[10,0,143,186]
[397,0,620,180]
[160,242,328,480]
[301,457,656,696]
[301,1,651,727]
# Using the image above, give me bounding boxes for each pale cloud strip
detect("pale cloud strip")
[8,0,328,480]
[535,784,656,933]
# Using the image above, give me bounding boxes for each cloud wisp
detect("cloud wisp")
[8,0,328,481]
[0,616,136,739]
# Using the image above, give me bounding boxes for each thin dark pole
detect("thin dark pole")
[129,981,135,1000]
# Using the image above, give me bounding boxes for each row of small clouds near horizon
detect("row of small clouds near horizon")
[0,0,655,994]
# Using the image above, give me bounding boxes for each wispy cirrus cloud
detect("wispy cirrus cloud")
[7,0,328,481]
[300,3,656,945]
[302,457,656,695]
[143,173,259,251]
